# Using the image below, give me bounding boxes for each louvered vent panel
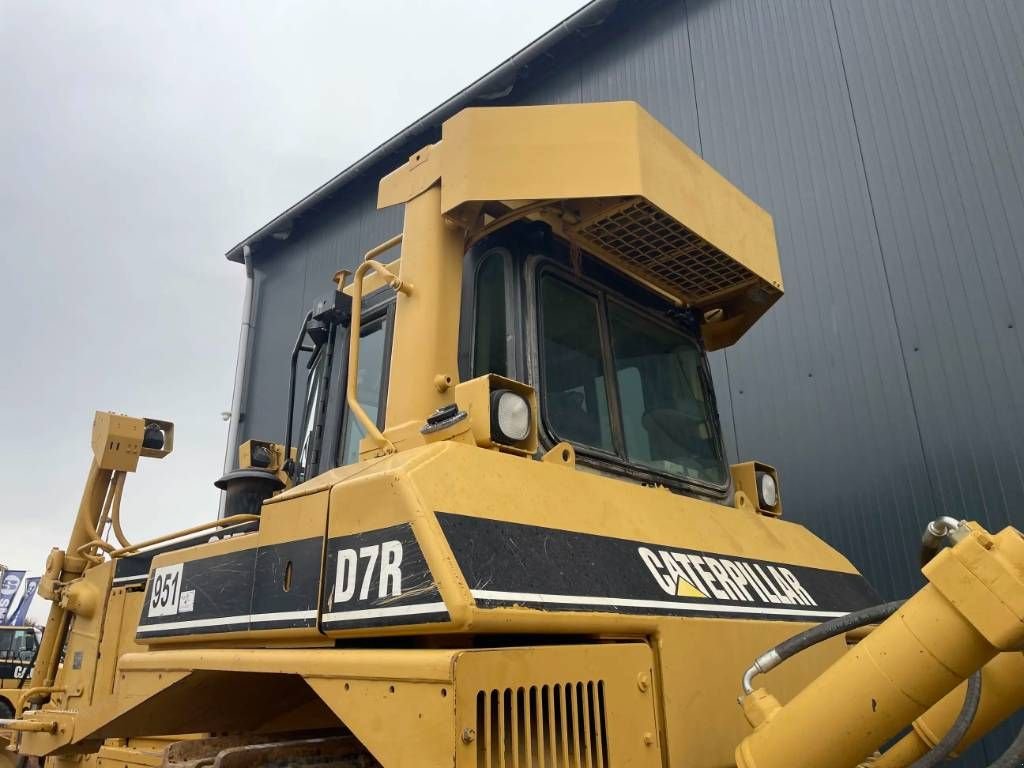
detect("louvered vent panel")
[476,681,608,768]
[574,198,758,302]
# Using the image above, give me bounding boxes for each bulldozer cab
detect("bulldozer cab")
[288,222,730,500]
[280,101,783,503]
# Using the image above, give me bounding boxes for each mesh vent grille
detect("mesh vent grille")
[476,681,608,768]
[575,199,757,301]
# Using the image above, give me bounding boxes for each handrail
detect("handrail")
[364,233,402,262]
[107,514,261,558]
[346,237,412,456]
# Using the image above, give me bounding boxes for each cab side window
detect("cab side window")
[338,316,390,466]
[539,276,614,452]
[472,251,509,378]
[0,629,35,662]
[0,629,12,661]
[14,629,36,659]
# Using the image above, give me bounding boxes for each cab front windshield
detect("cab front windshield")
[539,272,725,487]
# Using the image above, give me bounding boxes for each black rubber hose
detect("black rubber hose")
[987,721,1024,768]
[743,600,905,693]
[775,600,905,661]
[907,670,983,768]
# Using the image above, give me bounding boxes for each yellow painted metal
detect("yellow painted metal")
[381,184,465,435]
[30,457,108,698]
[237,440,294,488]
[3,719,56,733]
[30,413,174,705]
[36,642,659,768]
[873,651,1024,767]
[451,643,661,768]
[321,441,864,765]
[91,413,148,473]
[729,461,782,518]
[88,737,184,768]
[451,373,539,455]
[379,101,782,350]
[735,523,1024,768]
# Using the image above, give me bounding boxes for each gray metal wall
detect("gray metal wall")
[238,2,1023,761]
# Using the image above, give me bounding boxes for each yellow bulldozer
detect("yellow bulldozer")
[2,102,1022,768]
[1,624,42,767]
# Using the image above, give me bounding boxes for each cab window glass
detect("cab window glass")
[339,320,388,466]
[537,268,726,489]
[608,301,724,485]
[473,252,508,377]
[539,276,613,452]
[0,629,34,661]
[296,345,330,481]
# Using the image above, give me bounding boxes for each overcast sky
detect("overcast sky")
[0,0,584,619]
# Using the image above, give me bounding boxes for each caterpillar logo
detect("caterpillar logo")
[638,546,818,606]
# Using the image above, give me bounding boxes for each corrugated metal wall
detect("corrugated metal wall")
[238,2,1023,761]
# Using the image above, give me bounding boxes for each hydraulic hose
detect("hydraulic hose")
[907,670,982,768]
[742,600,905,694]
[108,470,130,548]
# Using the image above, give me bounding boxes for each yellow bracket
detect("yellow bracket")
[0,719,58,734]
[15,686,65,717]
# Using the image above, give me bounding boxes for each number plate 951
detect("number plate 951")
[148,563,184,617]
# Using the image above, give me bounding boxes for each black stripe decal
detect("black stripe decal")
[252,537,322,628]
[437,512,880,622]
[321,523,449,629]
[135,536,321,639]
[0,660,33,680]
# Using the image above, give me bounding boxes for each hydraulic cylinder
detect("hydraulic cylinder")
[735,524,1024,768]
[873,651,1024,767]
